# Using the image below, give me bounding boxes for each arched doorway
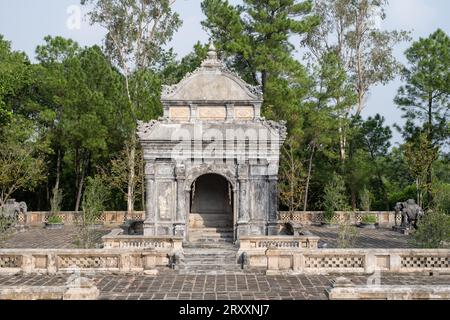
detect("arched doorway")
[188,173,234,243]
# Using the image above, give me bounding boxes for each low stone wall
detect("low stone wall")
[22,211,145,226]
[326,283,450,300]
[0,278,99,300]
[239,235,320,250]
[0,248,172,274]
[102,229,183,250]
[278,211,399,227]
[20,211,398,227]
[241,247,450,275]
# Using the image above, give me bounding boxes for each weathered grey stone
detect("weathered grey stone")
[138,43,286,243]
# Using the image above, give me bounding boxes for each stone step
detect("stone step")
[189,213,233,228]
[188,234,234,240]
[189,227,234,233]
[183,242,237,249]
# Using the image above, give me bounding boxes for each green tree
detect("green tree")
[395,29,450,203]
[322,173,349,223]
[0,117,46,207]
[395,29,450,146]
[360,114,392,210]
[0,35,31,128]
[82,0,182,217]
[302,51,355,210]
[403,133,439,208]
[202,0,318,126]
[304,0,409,161]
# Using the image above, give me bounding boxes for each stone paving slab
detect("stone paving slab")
[303,226,415,248]
[0,272,448,300]
[1,225,414,249]
[0,226,113,249]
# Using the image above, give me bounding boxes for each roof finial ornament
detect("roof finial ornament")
[207,41,217,60]
[201,39,221,68]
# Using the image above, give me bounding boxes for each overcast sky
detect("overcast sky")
[1,0,449,146]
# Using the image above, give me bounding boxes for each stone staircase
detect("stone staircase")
[188,227,234,243]
[188,212,234,244]
[178,242,243,275]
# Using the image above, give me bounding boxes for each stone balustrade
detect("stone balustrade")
[278,211,399,227]
[260,248,450,275]
[239,235,320,250]
[21,211,145,226]
[102,229,183,250]
[0,248,172,274]
[19,211,398,227]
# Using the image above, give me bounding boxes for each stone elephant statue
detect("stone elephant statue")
[394,199,424,229]
[0,199,27,221]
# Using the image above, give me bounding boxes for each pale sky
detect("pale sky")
[1,0,449,145]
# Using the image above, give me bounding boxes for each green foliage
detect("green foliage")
[49,186,63,216]
[403,133,439,207]
[322,174,348,223]
[361,214,377,224]
[47,215,63,224]
[395,29,450,146]
[433,182,450,214]
[82,176,110,223]
[278,138,306,213]
[360,187,372,212]
[77,176,110,248]
[201,0,318,128]
[412,210,450,249]
[0,35,31,128]
[304,0,410,115]
[337,213,359,248]
[0,117,46,206]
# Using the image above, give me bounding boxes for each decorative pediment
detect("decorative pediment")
[162,44,262,102]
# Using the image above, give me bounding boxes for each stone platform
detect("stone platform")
[0,272,448,300]
[0,226,416,249]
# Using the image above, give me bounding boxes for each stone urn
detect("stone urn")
[45,215,64,229]
[359,214,377,229]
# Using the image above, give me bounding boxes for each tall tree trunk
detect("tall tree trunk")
[55,148,61,191]
[261,70,267,95]
[351,189,357,211]
[126,136,136,220]
[426,93,433,206]
[303,143,315,212]
[75,155,88,212]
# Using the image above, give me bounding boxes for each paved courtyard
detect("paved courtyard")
[0,225,415,249]
[0,226,113,249]
[0,271,448,300]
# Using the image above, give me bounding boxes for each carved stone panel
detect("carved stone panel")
[157,181,174,221]
[250,179,268,220]
[169,106,190,121]
[198,107,226,121]
[234,106,254,120]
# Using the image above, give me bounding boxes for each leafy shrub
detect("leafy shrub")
[361,214,377,224]
[412,210,450,248]
[47,215,63,224]
[50,186,63,216]
[360,187,372,212]
[323,174,348,223]
[337,213,359,248]
[77,176,109,248]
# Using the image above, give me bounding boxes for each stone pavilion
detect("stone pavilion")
[137,44,287,243]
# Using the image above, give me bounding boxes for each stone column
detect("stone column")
[237,163,249,237]
[225,103,234,122]
[267,175,279,235]
[174,165,186,237]
[143,162,156,236]
[190,103,197,122]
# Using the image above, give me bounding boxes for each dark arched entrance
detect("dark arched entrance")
[188,173,233,243]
